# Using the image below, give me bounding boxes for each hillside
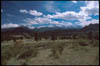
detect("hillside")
[82,24,99,32]
[1,24,99,36]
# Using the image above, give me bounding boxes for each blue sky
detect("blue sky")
[1,1,99,29]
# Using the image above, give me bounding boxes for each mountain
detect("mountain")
[34,27,64,32]
[1,26,34,36]
[1,24,99,36]
[82,24,99,32]
[34,25,82,32]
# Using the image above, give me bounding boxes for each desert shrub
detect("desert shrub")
[90,40,99,47]
[79,41,88,46]
[17,47,38,60]
[24,34,31,39]
[60,36,67,40]
[1,45,14,65]
[94,34,99,40]
[1,35,11,42]
[1,44,38,65]
[2,45,22,60]
[69,41,80,50]
[50,42,64,59]
[38,36,42,41]
[81,35,87,39]
[6,58,22,65]
[94,54,99,65]
[1,52,12,65]
[78,39,89,46]
[51,34,57,41]
[88,31,93,40]
[69,39,90,51]
[14,39,24,48]
[1,58,7,65]
[43,36,49,40]
[66,36,72,39]
[34,32,39,41]
[72,34,79,39]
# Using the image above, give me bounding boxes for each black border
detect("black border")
[1,0,99,1]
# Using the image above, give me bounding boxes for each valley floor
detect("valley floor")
[1,39,99,65]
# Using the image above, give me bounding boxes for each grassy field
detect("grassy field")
[1,38,99,65]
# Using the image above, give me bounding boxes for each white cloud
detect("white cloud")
[23,17,61,28]
[80,1,99,16]
[24,13,98,28]
[46,11,85,20]
[21,1,99,28]
[24,17,60,25]
[45,1,99,27]
[1,9,3,13]
[56,21,73,27]
[2,23,20,28]
[85,1,99,9]
[36,21,73,28]
[24,16,75,28]
[72,1,77,3]
[19,9,28,13]
[23,18,38,25]
[76,19,99,27]
[29,10,43,16]
[24,16,72,28]
[45,1,99,20]
[19,9,43,16]
[23,17,98,28]
[33,17,51,24]
[28,26,35,29]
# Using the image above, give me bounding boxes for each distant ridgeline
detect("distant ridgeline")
[1,24,99,38]
[82,24,99,32]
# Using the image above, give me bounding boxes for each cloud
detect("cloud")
[29,10,43,16]
[72,1,77,3]
[1,9,3,13]
[76,19,99,27]
[37,25,47,29]
[19,9,28,13]
[46,11,85,20]
[44,1,58,13]
[23,16,75,28]
[75,1,99,27]
[36,21,73,28]
[24,17,60,25]
[37,25,55,29]
[19,9,43,16]
[45,1,99,27]
[45,1,99,19]
[23,17,59,28]
[56,21,73,27]
[20,1,99,28]
[1,23,20,28]
[28,26,35,29]
[80,1,99,16]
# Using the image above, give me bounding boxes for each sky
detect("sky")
[1,1,99,29]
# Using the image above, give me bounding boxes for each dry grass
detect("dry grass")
[1,38,99,65]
